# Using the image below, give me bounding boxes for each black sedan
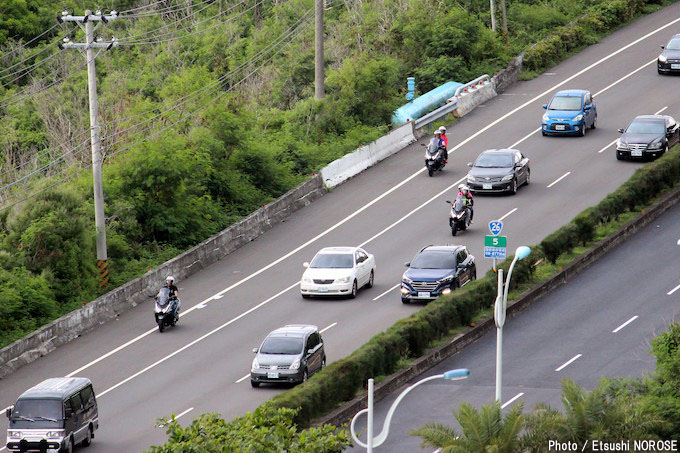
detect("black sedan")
[658,34,680,74]
[616,115,679,160]
[466,149,530,195]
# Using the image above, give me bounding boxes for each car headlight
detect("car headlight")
[251,358,260,370]
[302,276,312,284]
[467,174,476,182]
[290,359,301,370]
[501,174,514,181]
[648,141,663,149]
[573,114,583,122]
[659,54,667,63]
[8,431,21,439]
[337,276,351,283]
[402,276,412,284]
[46,431,62,439]
[438,275,453,284]
[616,139,628,150]
[542,113,549,122]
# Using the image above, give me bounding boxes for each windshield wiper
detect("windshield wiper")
[34,416,58,422]
[15,415,35,422]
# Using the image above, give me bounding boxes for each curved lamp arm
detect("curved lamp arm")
[502,246,530,309]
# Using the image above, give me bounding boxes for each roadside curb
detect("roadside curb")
[315,184,680,428]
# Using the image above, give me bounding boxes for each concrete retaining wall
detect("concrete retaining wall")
[320,122,417,188]
[315,185,680,428]
[0,175,326,379]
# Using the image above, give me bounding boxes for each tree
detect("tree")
[410,401,524,452]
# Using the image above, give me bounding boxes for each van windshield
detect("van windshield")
[9,399,63,429]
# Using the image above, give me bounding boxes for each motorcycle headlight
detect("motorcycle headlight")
[659,54,667,63]
[337,276,350,283]
[573,114,583,122]
[648,141,663,149]
[501,174,514,181]
[8,431,21,439]
[290,359,301,370]
[616,139,628,150]
[542,113,549,122]
[438,275,453,284]
[302,276,312,284]
[251,358,260,370]
[467,175,476,182]
[46,431,62,439]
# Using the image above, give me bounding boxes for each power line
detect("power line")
[0,23,61,57]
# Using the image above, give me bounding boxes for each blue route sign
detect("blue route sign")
[489,220,503,236]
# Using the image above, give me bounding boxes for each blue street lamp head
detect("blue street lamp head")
[677,239,680,246]
[515,246,531,260]
[443,368,470,380]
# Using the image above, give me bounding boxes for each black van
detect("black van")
[5,377,98,453]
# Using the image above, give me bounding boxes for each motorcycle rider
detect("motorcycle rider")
[158,276,180,320]
[426,130,446,166]
[457,184,474,225]
[438,126,448,162]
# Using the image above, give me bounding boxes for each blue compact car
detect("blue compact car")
[542,89,597,137]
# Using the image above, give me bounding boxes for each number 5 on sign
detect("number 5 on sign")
[484,235,507,247]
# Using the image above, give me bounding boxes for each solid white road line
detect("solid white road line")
[598,139,617,154]
[158,407,194,427]
[501,392,524,409]
[547,172,571,188]
[236,374,250,384]
[498,208,518,222]
[612,315,639,333]
[320,322,337,333]
[655,106,668,115]
[509,128,541,149]
[593,59,655,97]
[667,282,680,295]
[555,354,582,372]
[60,14,680,393]
[373,284,400,301]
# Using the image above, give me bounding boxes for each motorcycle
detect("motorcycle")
[422,142,446,177]
[446,196,473,236]
[154,287,179,333]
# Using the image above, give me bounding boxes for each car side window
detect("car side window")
[81,386,95,410]
[64,400,73,419]
[306,333,318,351]
[584,93,591,105]
[514,152,521,164]
[70,393,83,413]
[456,250,466,266]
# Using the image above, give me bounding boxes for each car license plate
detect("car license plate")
[631,150,643,157]
[267,372,279,379]
[417,292,431,298]
[555,125,566,130]
[317,286,328,292]
[482,183,492,190]
[671,64,680,69]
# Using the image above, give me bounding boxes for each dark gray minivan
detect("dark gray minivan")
[6,377,98,453]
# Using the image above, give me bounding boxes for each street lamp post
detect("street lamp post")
[495,246,531,404]
[350,369,470,452]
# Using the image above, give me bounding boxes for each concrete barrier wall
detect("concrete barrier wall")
[454,81,497,117]
[315,185,680,428]
[320,122,417,188]
[0,175,326,379]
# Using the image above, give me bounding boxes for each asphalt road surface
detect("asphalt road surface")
[2,3,680,451]
[367,176,680,453]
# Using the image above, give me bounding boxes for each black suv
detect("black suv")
[400,245,476,304]
[250,324,325,387]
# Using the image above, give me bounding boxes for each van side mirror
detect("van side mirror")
[661,45,665,49]
[5,406,12,419]
[404,262,410,267]
[302,262,309,268]
[542,104,548,109]
[584,105,591,111]
[307,348,314,355]
[618,128,624,133]
[252,348,258,353]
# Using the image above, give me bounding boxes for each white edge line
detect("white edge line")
[547,171,571,188]
[612,315,639,333]
[373,284,400,301]
[98,282,300,398]
[320,322,337,334]
[236,374,250,384]
[501,392,524,409]
[655,106,668,115]
[555,353,582,372]
[598,139,618,154]
[498,208,518,222]
[667,282,680,295]
[509,128,540,149]
[157,407,194,427]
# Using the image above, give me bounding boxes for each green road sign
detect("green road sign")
[485,235,507,247]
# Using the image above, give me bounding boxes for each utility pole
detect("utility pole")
[489,0,497,32]
[314,0,324,99]
[58,9,118,287]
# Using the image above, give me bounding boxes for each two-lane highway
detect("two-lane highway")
[3,3,680,451]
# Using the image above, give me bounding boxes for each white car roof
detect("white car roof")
[316,246,359,254]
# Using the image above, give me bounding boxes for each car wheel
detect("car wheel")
[82,426,93,447]
[471,270,477,281]
[301,369,308,383]
[365,270,374,289]
[591,115,597,129]
[524,170,530,186]
[321,356,326,369]
[510,178,518,195]
[250,380,260,388]
[401,297,410,304]
[61,437,73,453]
[580,124,586,137]
[349,280,358,299]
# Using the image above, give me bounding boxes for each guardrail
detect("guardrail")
[414,74,491,129]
